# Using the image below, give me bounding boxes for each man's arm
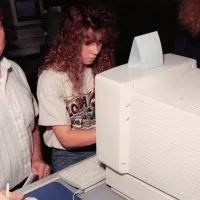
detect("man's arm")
[52,125,96,149]
[31,122,50,179]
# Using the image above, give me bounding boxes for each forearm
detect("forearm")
[31,124,50,178]
[53,125,96,149]
[63,129,96,148]
[32,125,43,162]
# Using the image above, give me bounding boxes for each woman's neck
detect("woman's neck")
[82,64,88,68]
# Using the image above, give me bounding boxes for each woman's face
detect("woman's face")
[0,20,5,57]
[81,29,103,65]
[81,42,102,65]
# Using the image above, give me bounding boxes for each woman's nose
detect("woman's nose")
[91,43,102,55]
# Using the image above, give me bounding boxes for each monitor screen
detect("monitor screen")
[15,0,41,21]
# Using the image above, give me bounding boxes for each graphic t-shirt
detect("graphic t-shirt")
[64,89,95,130]
[37,68,95,149]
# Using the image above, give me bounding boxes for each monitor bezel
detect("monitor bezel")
[9,0,44,27]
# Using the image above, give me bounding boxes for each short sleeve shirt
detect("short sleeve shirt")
[37,68,95,149]
[0,57,38,189]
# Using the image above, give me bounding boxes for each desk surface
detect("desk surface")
[19,173,125,200]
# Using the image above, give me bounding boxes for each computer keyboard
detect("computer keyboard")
[59,155,106,191]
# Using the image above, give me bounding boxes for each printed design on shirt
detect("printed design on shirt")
[64,89,95,130]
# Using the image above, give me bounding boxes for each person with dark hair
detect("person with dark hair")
[173,0,200,67]
[37,2,117,172]
[0,7,50,189]
[178,0,200,37]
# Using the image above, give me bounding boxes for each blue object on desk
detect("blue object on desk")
[24,182,81,200]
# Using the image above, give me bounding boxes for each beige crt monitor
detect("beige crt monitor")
[96,54,200,200]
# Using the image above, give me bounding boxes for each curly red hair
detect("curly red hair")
[40,3,117,93]
[178,0,200,36]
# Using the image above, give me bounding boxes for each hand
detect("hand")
[0,190,23,200]
[31,159,50,179]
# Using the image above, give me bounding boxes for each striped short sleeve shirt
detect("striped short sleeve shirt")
[0,57,38,189]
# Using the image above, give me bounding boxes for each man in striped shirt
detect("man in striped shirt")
[0,7,50,189]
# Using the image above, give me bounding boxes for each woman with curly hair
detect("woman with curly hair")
[37,2,117,172]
